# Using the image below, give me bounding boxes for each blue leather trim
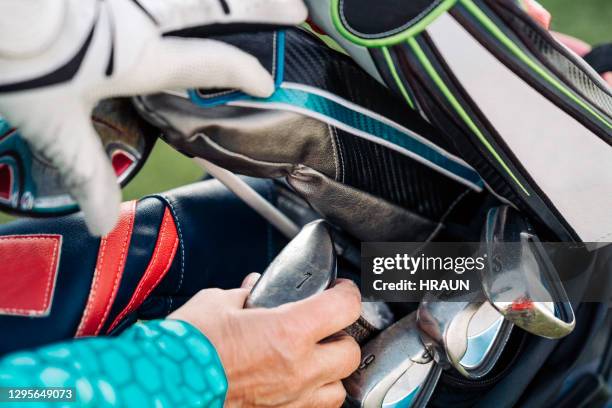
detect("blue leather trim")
[251,86,484,189]
[185,29,482,191]
[139,178,284,318]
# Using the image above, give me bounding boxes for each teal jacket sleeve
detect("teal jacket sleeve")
[0,319,227,407]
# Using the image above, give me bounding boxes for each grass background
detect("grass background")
[0,0,609,225]
[542,0,612,44]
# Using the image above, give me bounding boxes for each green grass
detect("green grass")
[0,0,609,226]
[120,140,203,200]
[540,0,612,45]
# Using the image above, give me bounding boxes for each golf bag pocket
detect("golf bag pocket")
[0,178,281,355]
[135,27,486,243]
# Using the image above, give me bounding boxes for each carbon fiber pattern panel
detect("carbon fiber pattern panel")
[283,29,456,153]
[489,0,612,119]
[334,128,467,220]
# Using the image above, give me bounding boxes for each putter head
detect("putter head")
[0,99,156,216]
[344,312,441,408]
[417,289,513,379]
[246,219,337,308]
[482,206,576,339]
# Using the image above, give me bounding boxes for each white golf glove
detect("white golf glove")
[0,0,306,235]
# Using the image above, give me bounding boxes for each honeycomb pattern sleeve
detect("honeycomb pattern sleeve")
[0,319,227,407]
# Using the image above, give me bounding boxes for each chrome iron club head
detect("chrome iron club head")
[344,312,441,408]
[481,206,576,339]
[460,302,511,374]
[245,219,393,344]
[417,288,513,379]
[246,219,336,308]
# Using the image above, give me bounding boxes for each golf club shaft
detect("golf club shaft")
[194,158,300,238]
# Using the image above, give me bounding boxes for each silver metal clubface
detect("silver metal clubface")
[344,312,441,408]
[245,219,337,308]
[417,288,513,379]
[481,206,576,339]
[461,302,509,373]
[244,219,393,344]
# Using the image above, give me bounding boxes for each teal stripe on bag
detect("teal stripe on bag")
[239,85,484,190]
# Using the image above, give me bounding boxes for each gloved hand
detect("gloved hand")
[0,0,306,235]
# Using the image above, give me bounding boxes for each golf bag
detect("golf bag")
[0,4,610,406]
[0,178,285,354]
[134,24,612,407]
[306,0,612,245]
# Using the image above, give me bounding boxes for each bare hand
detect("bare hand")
[169,277,362,407]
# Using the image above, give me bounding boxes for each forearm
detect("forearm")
[0,319,227,407]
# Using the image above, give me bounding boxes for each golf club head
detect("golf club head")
[344,312,441,408]
[0,99,156,216]
[246,219,337,308]
[245,219,394,343]
[417,289,513,379]
[482,206,576,339]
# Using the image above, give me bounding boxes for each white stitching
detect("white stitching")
[108,212,178,332]
[327,124,341,181]
[271,31,277,79]
[162,196,185,293]
[94,201,136,334]
[331,126,345,183]
[197,31,278,100]
[75,237,107,335]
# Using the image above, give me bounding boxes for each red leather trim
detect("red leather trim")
[111,150,135,178]
[0,234,61,317]
[107,207,179,333]
[0,163,13,201]
[75,201,136,337]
